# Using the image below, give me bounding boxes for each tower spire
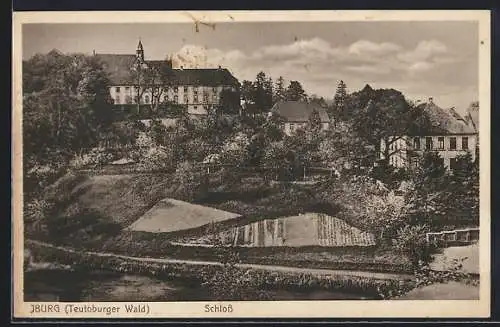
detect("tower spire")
[136,37,144,61]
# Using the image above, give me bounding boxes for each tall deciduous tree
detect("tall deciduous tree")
[344,85,433,167]
[23,50,115,166]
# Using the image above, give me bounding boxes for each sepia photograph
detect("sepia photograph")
[12,10,490,318]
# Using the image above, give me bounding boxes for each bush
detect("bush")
[137,146,175,172]
[174,161,209,201]
[393,224,435,268]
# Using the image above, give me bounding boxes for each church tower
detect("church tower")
[136,39,144,62]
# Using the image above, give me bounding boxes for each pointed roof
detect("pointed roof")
[271,101,330,123]
[95,54,138,84]
[464,101,479,133]
[137,39,143,51]
[416,101,475,134]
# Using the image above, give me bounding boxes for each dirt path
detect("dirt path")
[26,240,413,281]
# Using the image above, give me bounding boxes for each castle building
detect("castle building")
[380,98,479,171]
[95,40,240,116]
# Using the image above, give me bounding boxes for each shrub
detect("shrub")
[174,161,209,201]
[393,224,434,268]
[137,146,175,172]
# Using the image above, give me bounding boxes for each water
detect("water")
[24,269,372,302]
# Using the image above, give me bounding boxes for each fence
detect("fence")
[426,227,479,246]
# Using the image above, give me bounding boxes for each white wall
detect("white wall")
[381,134,478,169]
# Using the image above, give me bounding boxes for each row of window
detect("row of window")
[114,93,217,105]
[114,86,219,94]
[413,136,469,151]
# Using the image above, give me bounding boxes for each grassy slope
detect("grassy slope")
[27,172,409,272]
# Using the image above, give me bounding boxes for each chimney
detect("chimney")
[180,65,184,70]
[92,49,96,56]
[429,97,434,104]
[218,65,222,70]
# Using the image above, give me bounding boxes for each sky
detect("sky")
[22,21,479,113]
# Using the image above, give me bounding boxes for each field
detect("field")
[126,198,241,233]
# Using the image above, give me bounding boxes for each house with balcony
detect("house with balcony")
[380,98,479,171]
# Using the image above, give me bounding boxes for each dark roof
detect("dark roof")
[95,54,138,84]
[417,101,475,134]
[271,101,330,123]
[171,68,239,86]
[96,53,238,86]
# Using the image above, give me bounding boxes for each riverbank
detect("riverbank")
[25,240,415,300]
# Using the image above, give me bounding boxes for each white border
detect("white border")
[12,10,491,318]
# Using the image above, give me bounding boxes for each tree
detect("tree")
[254,72,273,113]
[23,51,115,165]
[240,80,256,116]
[273,76,286,103]
[219,88,241,115]
[307,109,322,134]
[445,152,479,227]
[309,94,327,108]
[285,80,307,101]
[332,80,347,120]
[344,85,433,167]
[364,191,405,244]
[130,60,176,114]
[318,121,374,172]
[147,119,168,146]
[262,141,297,181]
[404,151,449,228]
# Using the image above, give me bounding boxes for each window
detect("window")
[413,137,421,150]
[194,95,198,102]
[125,86,130,92]
[144,95,150,104]
[194,88,198,95]
[115,87,121,93]
[213,87,217,92]
[163,95,169,103]
[174,86,178,92]
[462,137,469,150]
[183,95,188,103]
[174,95,178,103]
[438,137,445,150]
[449,137,457,150]
[425,137,433,150]
[193,105,198,110]
[184,86,188,93]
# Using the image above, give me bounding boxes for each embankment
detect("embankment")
[25,240,416,299]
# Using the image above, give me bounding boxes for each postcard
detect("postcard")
[12,10,491,318]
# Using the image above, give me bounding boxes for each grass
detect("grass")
[25,171,408,274]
